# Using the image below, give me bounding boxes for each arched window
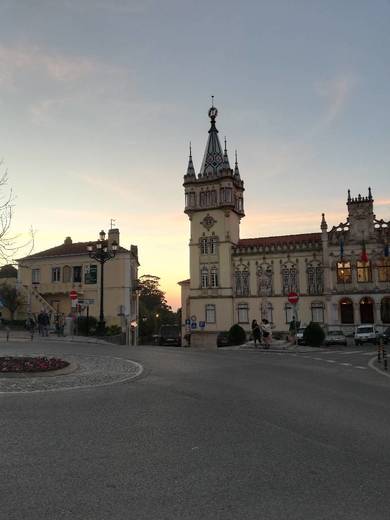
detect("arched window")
[282,264,298,295]
[200,238,208,255]
[210,237,217,254]
[261,301,273,323]
[201,266,208,288]
[340,298,354,324]
[63,265,71,283]
[257,265,272,296]
[307,264,323,295]
[311,302,324,323]
[285,303,294,324]
[235,268,250,296]
[357,261,372,283]
[378,258,390,282]
[199,192,206,207]
[237,303,249,323]
[205,304,216,323]
[381,298,390,324]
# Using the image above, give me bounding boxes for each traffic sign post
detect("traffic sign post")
[69,290,78,300]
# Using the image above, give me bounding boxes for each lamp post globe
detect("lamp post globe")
[87,230,117,335]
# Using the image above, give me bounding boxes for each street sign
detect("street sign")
[69,290,78,300]
[78,299,95,305]
[185,319,190,325]
[191,322,197,329]
[190,315,197,322]
[288,292,299,304]
[199,321,205,329]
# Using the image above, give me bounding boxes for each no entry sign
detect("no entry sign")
[69,290,78,300]
[288,292,299,304]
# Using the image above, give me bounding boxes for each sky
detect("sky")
[1,0,389,310]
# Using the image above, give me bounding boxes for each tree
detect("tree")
[0,283,24,320]
[303,322,325,347]
[228,324,247,345]
[138,275,177,341]
[0,165,34,264]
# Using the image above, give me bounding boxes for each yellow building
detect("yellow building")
[17,228,139,343]
[180,105,390,347]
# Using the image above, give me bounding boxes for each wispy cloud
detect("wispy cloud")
[316,75,355,126]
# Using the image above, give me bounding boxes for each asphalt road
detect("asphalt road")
[1,341,390,520]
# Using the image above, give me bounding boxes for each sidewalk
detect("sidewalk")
[0,330,110,345]
[236,340,325,353]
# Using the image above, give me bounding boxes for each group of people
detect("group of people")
[251,318,272,348]
[25,311,65,338]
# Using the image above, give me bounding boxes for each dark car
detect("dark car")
[217,331,231,347]
[381,327,390,345]
[159,325,181,347]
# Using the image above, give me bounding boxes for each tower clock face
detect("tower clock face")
[208,107,218,119]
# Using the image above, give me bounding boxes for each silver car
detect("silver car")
[354,325,379,346]
[325,330,347,346]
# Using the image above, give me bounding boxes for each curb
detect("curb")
[368,356,390,379]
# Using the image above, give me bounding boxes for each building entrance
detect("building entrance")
[360,297,374,324]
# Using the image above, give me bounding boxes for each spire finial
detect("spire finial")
[211,95,214,108]
[224,136,227,153]
[234,149,240,178]
[235,149,238,165]
[368,186,372,200]
[347,189,351,202]
[189,141,192,158]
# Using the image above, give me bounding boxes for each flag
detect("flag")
[361,239,369,263]
[339,238,344,261]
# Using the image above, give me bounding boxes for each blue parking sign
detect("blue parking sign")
[199,321,205,328]
[191,322,197,329]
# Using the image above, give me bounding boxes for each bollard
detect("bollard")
[383,347,388,371]
[378,339,382,363]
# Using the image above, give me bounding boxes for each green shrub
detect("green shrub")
[106,325,122,336]
[303,322,325,347]
[228,324,246,345]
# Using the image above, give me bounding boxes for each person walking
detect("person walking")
[251,319,261,347]
[261,319,272,349]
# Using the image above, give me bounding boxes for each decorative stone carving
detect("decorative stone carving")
[201,214,217,230]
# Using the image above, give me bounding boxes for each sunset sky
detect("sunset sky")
[1,0,389,309]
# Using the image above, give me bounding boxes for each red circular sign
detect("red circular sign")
[69,290,78,300]
[288,292,299,304]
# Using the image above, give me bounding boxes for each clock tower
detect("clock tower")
[183,104,245,347]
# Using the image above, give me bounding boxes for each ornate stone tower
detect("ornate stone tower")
[183,104,245,346]
[347,187,375,241]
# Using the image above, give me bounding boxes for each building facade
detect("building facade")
[180,105,390,346]
[17,228,139,343]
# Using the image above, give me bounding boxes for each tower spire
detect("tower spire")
[234,149,241,179]
[199,103,225,176]
[186,141,196,177]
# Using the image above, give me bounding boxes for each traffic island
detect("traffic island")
[0,356,78,378]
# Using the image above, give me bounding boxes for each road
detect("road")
[1,341,390,520]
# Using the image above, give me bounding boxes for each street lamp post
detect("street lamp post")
[87,230,118,335]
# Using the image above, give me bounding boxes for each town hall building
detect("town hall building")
[179,104,390,346]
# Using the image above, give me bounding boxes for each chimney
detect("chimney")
[64,237,72,245]
[108,228,120,248]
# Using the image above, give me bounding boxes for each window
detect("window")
[238,303,249,323]
[261,301,273,323]
[257,265,272,296]
[210,266,218,288]
[311,302,324,323]
[201,266,208,288]
[85,264,97,284]
[307,265,323,295]
[210,237,217,255]
[52,267,61,282]
[220,187,232,203]
[337,261,352,283]
[235,269,250,296]
[378,258,390,282]
[340,298,354,324]
[73,266,82,283]
[381,298,390,324]
[200,238,208,255]
[282,265,298,295]
[63,265,71,283]
[357,261,372,282]
[285,303,294,324]
[199,192,206,207]
[205,304,216,323]
[31,268,40,284]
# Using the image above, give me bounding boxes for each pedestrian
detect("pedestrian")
[25,315,36,341]
[251,319,261,347]
[37,311,44,336]
[42,311,50,337]
[261,319,272,349]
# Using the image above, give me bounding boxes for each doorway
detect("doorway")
[360,297,374,324]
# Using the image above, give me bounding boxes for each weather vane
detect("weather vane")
[110,218,116,229]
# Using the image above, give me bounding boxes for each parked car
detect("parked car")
[158,325,181,347]
[217,331,231,347]
[324,330,347,346]
[296,328,306,345]
[381,326,390,345]
[354,324,380,346]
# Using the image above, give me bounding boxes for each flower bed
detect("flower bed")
[0,356,69,373]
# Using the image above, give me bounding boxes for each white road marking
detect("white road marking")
[326,360,336,363]
[355,366,367,370]
[340,362,352,366]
